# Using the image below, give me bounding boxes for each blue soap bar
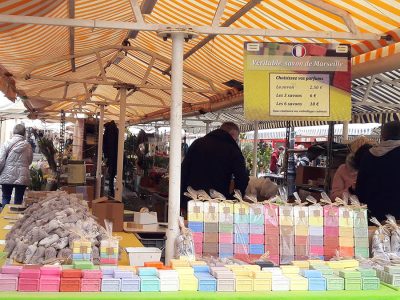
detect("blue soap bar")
[249,244,265,255]
[250,214,264,225]
[100,253,118,259]
[188,222,204,233]
[234,214,250,224]
[101,278,121,292]
[72,253,91,260]
[308,277,327,291]
[100,266,118,275]
[121,276,140,292]
[219,252,233,259]
[198,279,217,292]
[193,266,210,273]
[140,276,160,292]
[234,223,250,234]
[234,233,249,244]
[302,270,323,278]
[195,273,214,279]
[138,267,158,276]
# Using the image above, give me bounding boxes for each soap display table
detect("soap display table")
[0,286,399,300]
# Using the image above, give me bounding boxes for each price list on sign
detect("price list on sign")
[269,73,330,117]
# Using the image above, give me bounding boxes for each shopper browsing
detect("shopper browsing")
[356,121,400,221]
[0,124,33,207]
[270,146,284,174]
[181,122,249,210]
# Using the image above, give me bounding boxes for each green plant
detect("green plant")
[29,166,45,191]
[241,138,273,175]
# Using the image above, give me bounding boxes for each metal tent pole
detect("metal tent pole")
[115,89,126,202]
[165,32,185,264]
[96,104,105,199]
[343,121,349,143]
[252,121,259,177]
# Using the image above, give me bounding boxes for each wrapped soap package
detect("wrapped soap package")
[175,217,195,260]
[100,220,120,265]
[203,200,219,223]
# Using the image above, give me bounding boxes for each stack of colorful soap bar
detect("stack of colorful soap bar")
[0,265,21,291]
[187,200,204,256]
[353,208,369,258]
[203,201,219,256]
[249,203,265,256]
[219,202,234,258]
[281,265,308,291]
[234,202,250,256]
[72,240,92,263]
[100,238,119,265]
[210,266,235,291]
[339,270,362,290]
[358,268,380,290]
[323,204,339,259]
[158,269,179,291]
[228,265,253,291]
[279,205,294,264]
[377,265,400,287]
[309,204,324,259]
[339,207,354,257]
[294,206,309,260]
[193,265,217,291]
[264,203,280,265]
[40,265,62,292]
[302,270,326,291]
[262,267,290,291]
[138,267,160,292]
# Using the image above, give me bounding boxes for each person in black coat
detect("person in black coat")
[103,121,119,197]
[181,122,249,210]
[356,121,400,221]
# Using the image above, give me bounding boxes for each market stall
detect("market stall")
[0,0,400,298]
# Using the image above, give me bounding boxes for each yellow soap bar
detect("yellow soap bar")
[292,261,310,269]
[281,266,300,274]
[251,271,272,279]
[203,201,219,222]
[232,269,251,277]
[309,216,324,226]
[235,276,253,292]
[179,276,198,291]
[117,266,136,273]
[234,203,250,214]
[339,227,354,237]
[243,265,261,272]
[339,236,354,247]
[73,247,91,254]
[294,225,309,236]
[189,260,207,266]
[100,247,117,254]
[175,267,194,275]
[187,213,204,222]
[253,278,272,291]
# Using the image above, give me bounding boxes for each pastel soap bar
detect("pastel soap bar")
[40,265,62,276]
[60,278,81,292]
[203,201,219,223]
[339,207,354,227]
[279,206,294,226]
[39,275,60,292]
[187,200,204,222]
[81,278,101,292]
[18,278,39,292]
[120,276,141,292]
[250,204,265,225]
[82,270,103,279]
[19,269,40,279]
[0,274,18,291]
[1,265,23,274]
[264,204,279,226]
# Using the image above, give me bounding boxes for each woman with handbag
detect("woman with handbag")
[0,124,33,207]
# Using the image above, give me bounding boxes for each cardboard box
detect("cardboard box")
[61,185,94,206]
[92,200,124,232]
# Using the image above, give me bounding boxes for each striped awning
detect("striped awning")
[0,0,399,123]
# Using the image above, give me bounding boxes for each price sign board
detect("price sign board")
[244,43,351,121]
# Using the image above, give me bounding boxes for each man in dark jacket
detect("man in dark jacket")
[103,121,119,197]
[356,121,400,221]
[181,122,249,209]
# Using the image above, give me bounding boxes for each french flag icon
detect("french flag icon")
[292,44,306,57]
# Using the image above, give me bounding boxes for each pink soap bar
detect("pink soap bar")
[324,206,339,226]
[264,204,279,226]
[18,278,40,292]
[234,244,249,254]
[310,245,324,255]
[1,265,23,274]
[192,232,203,243]
[40,266,62,276]
[250,234,264,244]
[194,242,203,254]
[219,233,233,244]
[39,276,60,292]
[81,279,101,292]
[0,274,18,291]
[324,226,339,237]
[20,269,41,279]
[100,258,118,265]
[82,270,103,279]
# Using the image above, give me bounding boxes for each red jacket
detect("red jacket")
[269,150,280,173]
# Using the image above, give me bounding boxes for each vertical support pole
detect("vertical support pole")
[115,89,126,202]
[166,32,184,264]
[252,121,259,177]
[205,121,211,134]
[96,105,105,199]
[342,121,349,143]
[325,122,335,192]
[287,125,296,196]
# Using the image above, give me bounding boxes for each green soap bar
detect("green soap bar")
[355,248,369,258]
[362,277,380,290]
[345,279,362,291]
[62,265,74,270]
[357,268,376,277]
[339,270,361,279]
[324,275,345,290]
[73,261,95,270]
[319,269,334,276]
[384,266,400,274]
[219,224,233,233]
